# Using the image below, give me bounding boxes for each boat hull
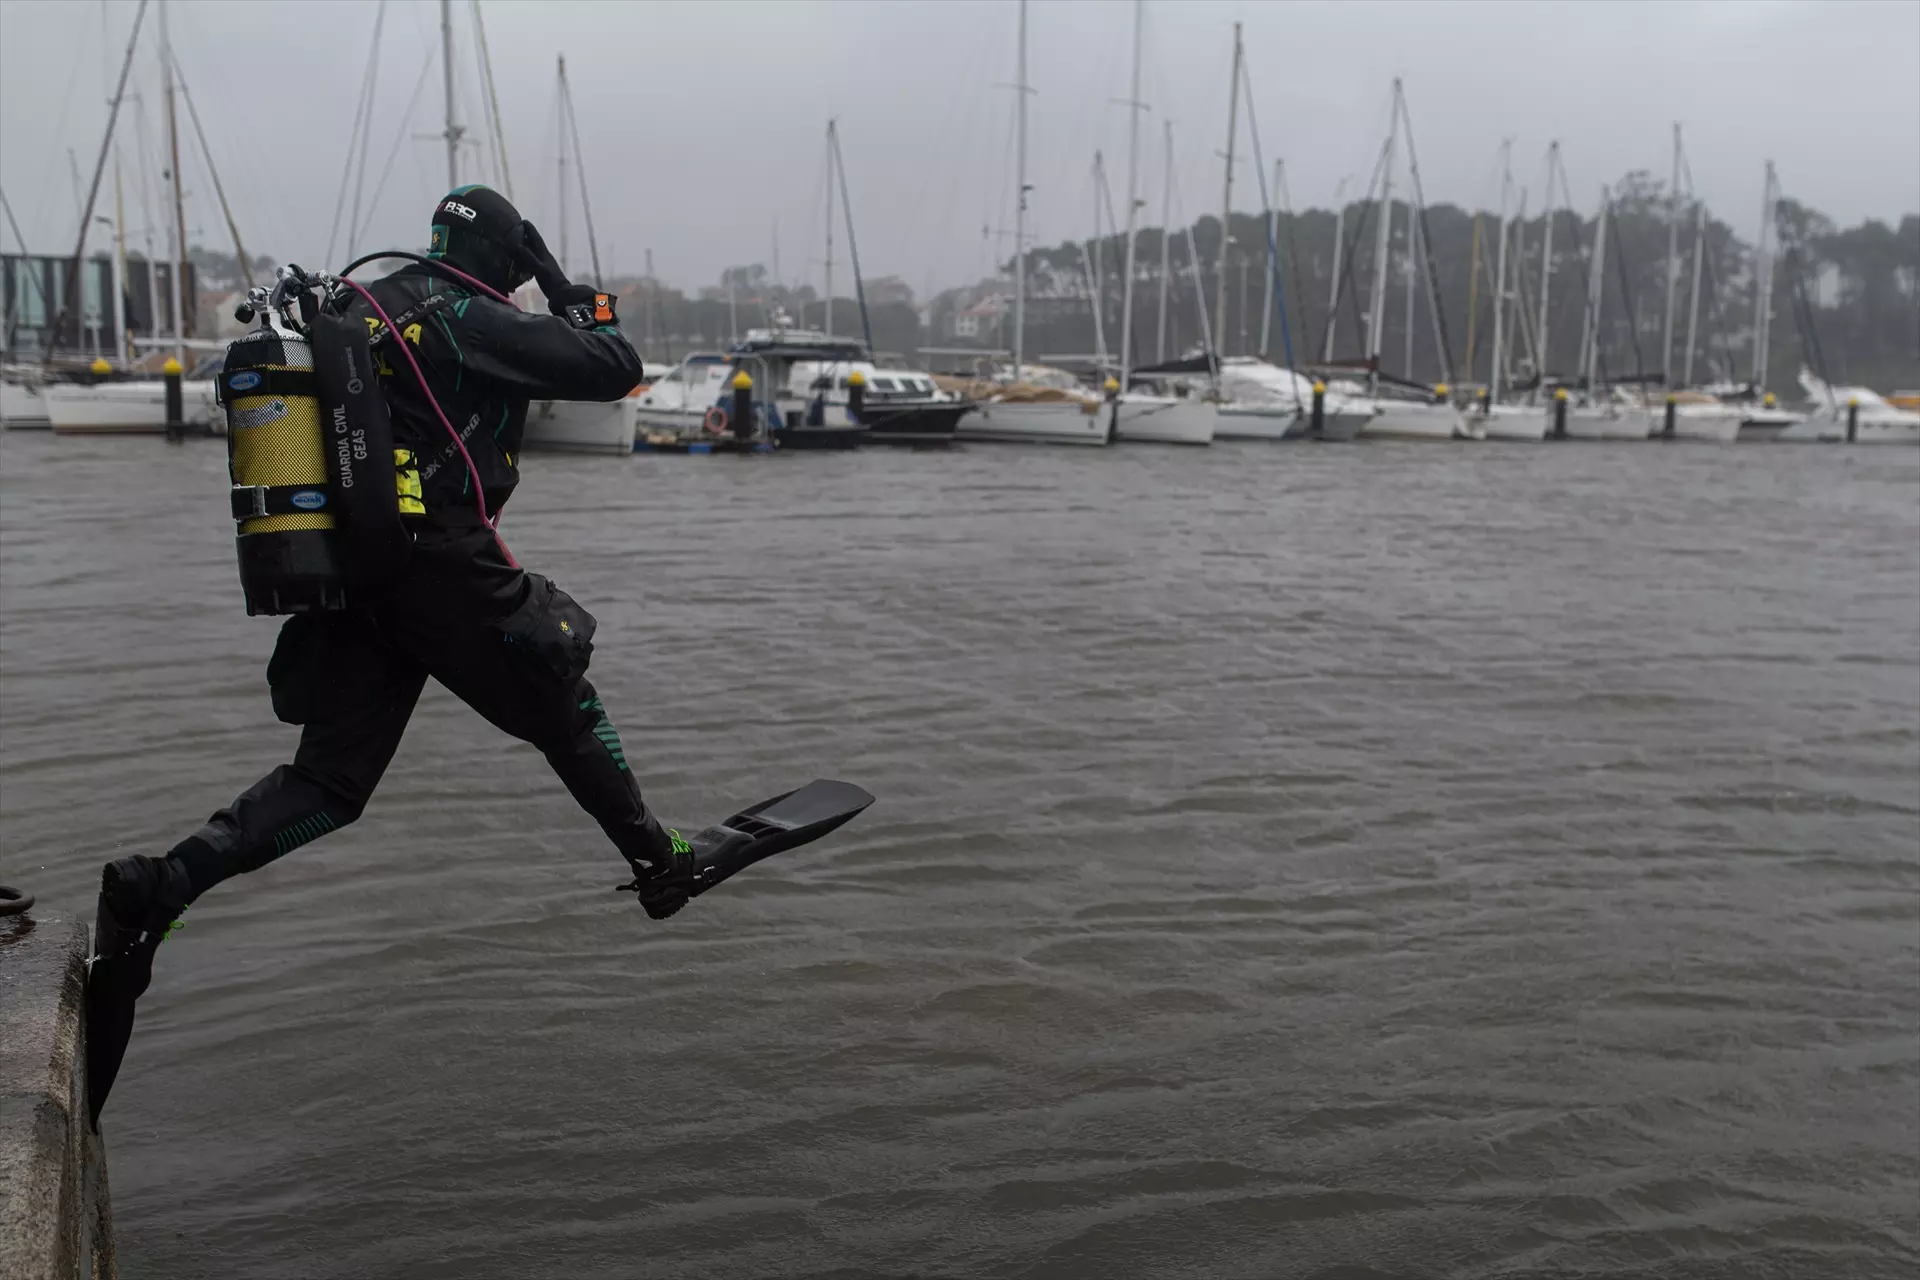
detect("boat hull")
[1667,408,1743,443]
[1737,410,1801,442]
[958,399,1110,445]
[1561,408,1653,440]
[1113,396,1215,445]
[1473,406,1550,441]
[857,400,969,445]
[1214,405,1371,441]
[1,379,50,428]
[524,400,637,454]
[773,425,865,450]
[1780,414,1920,445]
[46,380,219,434]
[1361,402,1470,440]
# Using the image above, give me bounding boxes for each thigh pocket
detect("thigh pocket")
[493,574,598,684]
[266,615,332,725]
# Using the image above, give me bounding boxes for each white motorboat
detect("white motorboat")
[631,353,734,435]
[1111,392,1214,444]
[1361,397,1475,440]
[523,398,637,454]
[45,375,220,434]
[1783,373,1920,444]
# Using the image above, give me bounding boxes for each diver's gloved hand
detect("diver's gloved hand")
[513,220,571,299]
[514,220,618,329]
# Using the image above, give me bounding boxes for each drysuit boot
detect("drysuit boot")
[621,820,695,921]
[86,853,193,1126]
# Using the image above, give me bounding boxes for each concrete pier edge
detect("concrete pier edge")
[0,910,115,1280]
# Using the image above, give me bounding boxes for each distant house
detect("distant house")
[952,294,1008,339]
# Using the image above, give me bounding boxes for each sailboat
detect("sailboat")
[1735,163,1803,441]
[1107,3,1213,446]
[46,0,225,434]
[1654,126,1742,443]
[957,0,1110,446]
[1467,141,1549,441]
[1351,81,1471,441]
[1559,184,1653,440]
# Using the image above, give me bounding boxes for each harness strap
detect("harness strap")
[230,484,331,519]
[368,292,460,349]
[217,368,317,406]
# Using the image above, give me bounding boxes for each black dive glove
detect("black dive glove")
[514,220,617,329]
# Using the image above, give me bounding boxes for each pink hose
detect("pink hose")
[334,274,500,533]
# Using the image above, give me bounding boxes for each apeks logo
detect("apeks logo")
[441,200,478,221]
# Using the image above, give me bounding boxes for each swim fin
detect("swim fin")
[617,779,873,915]
[85,855,192,1127]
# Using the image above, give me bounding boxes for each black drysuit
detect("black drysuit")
[167,266,670,901]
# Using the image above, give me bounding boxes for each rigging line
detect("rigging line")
[1317,136,1387,363]
[325,0,385,266]
[1606,198,1646,382]
[344,3,391,261]
[1094,146,1140,372]
[1396,85,1455,385]
[170,51,252,285]
[831,122,874,351]
[354,47,438,258]
[1275,159,1308,376]
[470,0,513,199]
[561,67,601,283]
[1237,61,1298,399]
[1169,147,1216,365]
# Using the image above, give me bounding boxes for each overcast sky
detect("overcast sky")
[2,0,1914,298]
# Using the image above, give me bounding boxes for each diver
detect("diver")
[85,186,696,1119]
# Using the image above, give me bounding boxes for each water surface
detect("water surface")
[2,432,1915,1278]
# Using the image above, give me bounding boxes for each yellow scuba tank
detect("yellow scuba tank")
[223,328,345,615]
[223,288,418,616]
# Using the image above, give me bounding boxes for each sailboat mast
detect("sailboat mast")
[1490,141,1511,407]
[1582,186,1610,391]
[1535,141,1557,378]
[1682,196,1705,387]
[162,0,187,361]
[824,122,834,338]
[441,0,460,189]
[1322,178,1344,363]
[1364,81,1399,386]
[1012,0,1028,377]
[1211,21,1241,375]
[1751,160,1775,391]
[556,56,567,275]
[1117,0,1144,387]
[1402,179,1417,377]
[1260,159,1278,357]
[1660,122,1681,388]
[1156,123,1172,362]
[1090,153,1108,364]
[831,120,873,350]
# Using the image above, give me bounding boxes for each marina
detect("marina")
[1,1,1914,1277]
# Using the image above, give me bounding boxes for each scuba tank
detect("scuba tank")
[223,267,420,616]
[223,326,343,615]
